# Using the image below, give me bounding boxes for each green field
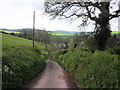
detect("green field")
[2,33,46,88]
[2,33,35,46]
[51,32,74,37]
[2,33,45,50]
[0,30,20,33]
[52,31,120,37]
[111,31,120,34]
[1,30,120,36]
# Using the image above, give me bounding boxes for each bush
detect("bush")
[51,49,119,88]
[2,46,45,88]
[106,48,120,55]
[50,49,68,60]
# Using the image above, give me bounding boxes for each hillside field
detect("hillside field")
[2,33,46,51]
[111,31,120,35]
[51,32,74,37]
[2,33,46,88]
[0,30,20,33]
[51,31,120,37]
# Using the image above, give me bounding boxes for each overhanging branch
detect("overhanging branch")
[109,9,120,20]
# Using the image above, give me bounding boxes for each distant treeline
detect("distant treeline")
[1,28,120,52]
[1,28,71,51]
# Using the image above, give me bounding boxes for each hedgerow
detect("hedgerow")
[2,46,45,88]
[51,49,119,88]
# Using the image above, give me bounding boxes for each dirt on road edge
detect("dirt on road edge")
[59,63,82,89]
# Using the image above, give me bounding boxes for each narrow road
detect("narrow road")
[25,60,76,89]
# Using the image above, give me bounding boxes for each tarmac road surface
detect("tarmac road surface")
[24,60,77,89]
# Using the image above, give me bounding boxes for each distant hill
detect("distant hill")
[0,28,19,31]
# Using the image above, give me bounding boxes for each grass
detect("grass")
[51,31,120,36]
[111,31,120,35]
[51,32,74,37]
[2,33,46,88]
[0,30,20,33]
[2,34,46,53]
[2,33,38,46]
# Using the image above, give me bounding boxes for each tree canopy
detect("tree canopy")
[44,0,120,50]
[44,0,120,26]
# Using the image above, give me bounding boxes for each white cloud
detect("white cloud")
[110,18,118,31]
[0,0,119,32]
[0,0,44,29]
[0,0,79,31]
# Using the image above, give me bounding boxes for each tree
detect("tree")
[19,28,32,39]
[44,0,120,50]
[36,30,52,50]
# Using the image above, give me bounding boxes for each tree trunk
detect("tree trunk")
[94,2,111,51]
[95,25,111,50]
[45,43,48,51]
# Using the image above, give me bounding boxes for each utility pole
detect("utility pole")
[33,11,35,47]
[118,1,120,33]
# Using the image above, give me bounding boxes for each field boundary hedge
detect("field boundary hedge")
[51,49,119,88]
[2,46,46,88]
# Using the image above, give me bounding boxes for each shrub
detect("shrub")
[51,49,119,88]
[2,46,45,88]
[50,49,68,60]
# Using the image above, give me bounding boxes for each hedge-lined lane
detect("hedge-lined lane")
[51,49,119,88]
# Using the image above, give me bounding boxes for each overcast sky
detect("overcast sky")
[0,0,119,32]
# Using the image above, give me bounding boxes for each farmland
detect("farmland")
[51,32,74,37]
[0,29,20,34]
[3,34,43,47]
[111,31,120,35]
[2,29,120,37]
[51,31,120,37]
[3,33,36,46]
[0,29,75,37]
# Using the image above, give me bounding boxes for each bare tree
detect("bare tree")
[44,0,120,50]
[35,30,52,50]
